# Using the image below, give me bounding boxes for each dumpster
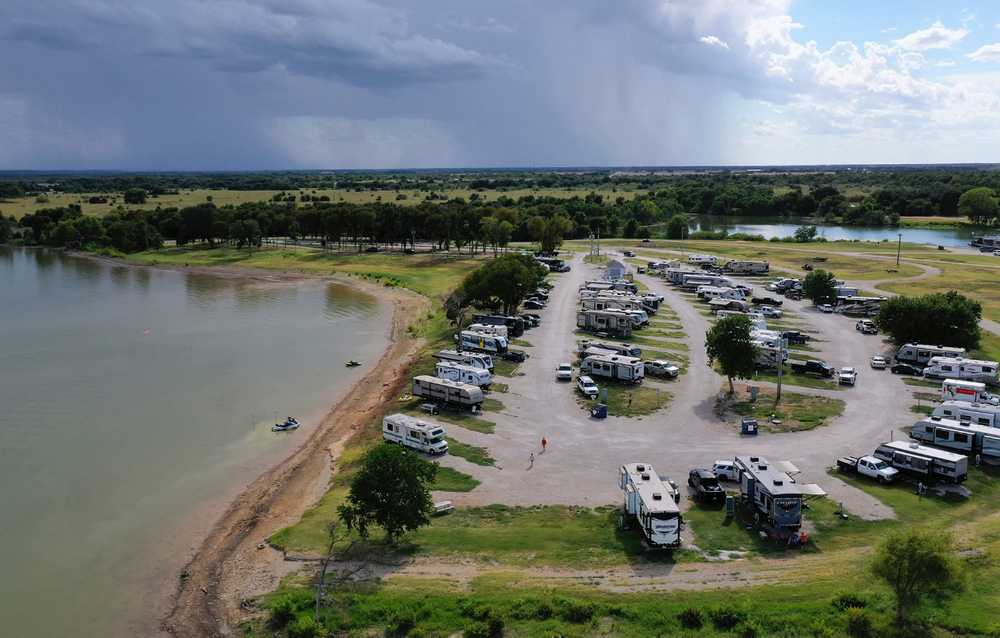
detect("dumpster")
[740,416,759,435]
[590,403,608,419]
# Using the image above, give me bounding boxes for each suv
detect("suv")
[645,360,679,378]
[577,375,599,399]
[712,460,738,481]
[870,355,887,370]
[760,306,782,319]
[556,363,573,381]
[856,320,877,334]
[688,469,725,503]
[623,250,636,257]
[818,303,834,313]
[838,367,857,386]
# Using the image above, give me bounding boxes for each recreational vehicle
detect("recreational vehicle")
[923,357,998,384]
[382,414,448,455]
[577,340,642,358]
[680,274,733,290]
[942,379,998,405]
[580,354,644,383]
[687,254,717,265]
[665,268,703,285]
[910,417,1000,463]
[895,343,966,366]
[582,280,638,294]
[971,235,1000,250]
[734,456,824,541]
[411,375,484,411]
[466,323,508,338]
[839,296,886,317]
[716,309,767,329]
[618,463,682,549]
[697,285,746,301]
[458,330,508,354]
[580,296,643,313]
[472,314,525,337]
[435,349,493,371]
[833,285,860,299]
[723,260,769,275]
[580,346,620,361]
[576,309,634,337]
[874,440,968,482]
[435,361,492,388]
[709,298,751,313]
[932,400,1000,428]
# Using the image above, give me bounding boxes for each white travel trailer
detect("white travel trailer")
[687,254,717,265]
[576,309,634,337]
[411,375,484,410]
[581,354,644,383]
[709,298,751,313]
[697,285,746,301]
[458,330,508,354]
[580,346,619,360]
[716,309,767,329]
[911,416,1000,463]
[895,343,966,366]
[580,296,644,314]
[942,379,998,405]
[435,349,493,371]
[618,463,682,549]
[382,414,448,455]
[873,440,968,482]
[666,268,703,285]
[723,260,769,275]
[435,361,492,388]
[932,400,1000,428]
[577,340,642,358]
[680,274,733,290]
[466,323,509,339]
[923,357,998,384]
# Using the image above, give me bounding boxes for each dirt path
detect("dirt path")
[164,283,429,638]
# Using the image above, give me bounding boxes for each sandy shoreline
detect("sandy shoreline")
[72,251,429,637]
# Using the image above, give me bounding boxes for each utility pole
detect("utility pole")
[776,337,787,402]
[896,233,902,267]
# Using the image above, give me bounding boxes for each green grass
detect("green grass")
[445,437,495,466]
[727,389,845,432]
[902,377,942,389]
[911,405,934,415]
[511,338,533,347]
[751,368,840,390]
[490,382,509,393]
[582,383,672,417]
[492,358,520,377]
[433,466,480,492]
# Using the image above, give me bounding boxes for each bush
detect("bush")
[268,593,299,629]
[386,614,417,637]
[709,605,746,630]
[677,607,704,629]
[832,593,868,611]
[736,618,763,638]
[557,599,595,623]
[462,616,503,638]
[287,614,321,638]
[509,598,552,620]
[845,607,874,638]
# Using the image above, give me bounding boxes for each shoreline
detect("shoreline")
[70,251,430,637]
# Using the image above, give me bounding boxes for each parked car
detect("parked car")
[645,360,680,378]
[636,267,646,274]
[623,250,636,257]
[752,296,783,306]
[364,246,380,253]
[856,319,878,334]
[502,350,528,363]
[556,363,573,381]
[891,362,923,375]
[818,304,834,313]
[838,367,857,386]
[688,469,725,503]
[523,299,545,310]
[760,306,782,319]
[577,375,599,399]
[870,355,887,369]
[520,313,541,327]
[994,250,1000,257]
[712,460,738,481]
[837,456,900,483]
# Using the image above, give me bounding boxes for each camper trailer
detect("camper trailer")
[580,296,643,313]
[709,298,752,313]
[697,285,746,301]
[932,400,1000,428]
[411,375,484,411]
[458,330,508,354]
[580,354,644,383]
[923,357,998,384]
[716,309,767,329]
[971,235,1000,250]
[873,440,968,482]
[666,268,703,285]
[582,280,638,294]
[942,379,998,405]
[910,417,1000,463]
[472,314,525,337]
[466,323,508,338]
[382,414,448,455]
[435,361,492,388]
[687,254,718,265]
[576,309,634,337]
[723,260,769,275]
[435,349,493,371]
[618,463,682,549]
[680,274,733,290]
[838,296,886,317]
[577,340,642,358]
[734,456,824,541]
[896,343,966,366]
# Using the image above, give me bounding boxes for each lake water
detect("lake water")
[688,216,978,247]
[0,247,389,637]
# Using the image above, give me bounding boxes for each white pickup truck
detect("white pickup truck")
[837,455,899,483]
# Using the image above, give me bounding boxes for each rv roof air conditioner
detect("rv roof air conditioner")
[749,456,759,462]
[641,473,650,480]
[652,493,662,500]
[636,464,646,472]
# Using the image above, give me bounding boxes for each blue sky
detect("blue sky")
[2,0,1000,169]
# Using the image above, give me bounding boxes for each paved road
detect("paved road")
[435,251,917,520]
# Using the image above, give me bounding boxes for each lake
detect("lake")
[688,216,978,247]
[0,247,390,637]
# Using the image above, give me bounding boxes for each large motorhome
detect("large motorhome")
[833,285,859,299]
[472,314,525,338]
[932,400,1000,428]
[910,416,1000,463]
[942,379,998,405]
[382,414,448,455]
[618,463,682,549]
[734,456,824,541]
[458,330,508,354]
[435,361,492,388]
[580,354,644,383]
[576,309,634,337]
[923,357,998,384]
[411,375,484,411]
[895,343,966,366]
[723,260,769,275]
[873,440,968,482]
[435,349,493,371]
[577,340,642,358]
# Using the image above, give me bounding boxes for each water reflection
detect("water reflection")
[183,272,234,308]
[324,282,379,320]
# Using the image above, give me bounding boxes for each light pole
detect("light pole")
[896,233,902,267]
[775,337,787,402]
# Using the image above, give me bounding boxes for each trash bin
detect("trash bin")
[740,416,759,435]
[591,403,608,419]
[725,495,736,518]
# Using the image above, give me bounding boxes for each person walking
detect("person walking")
[529,452,535,468]
[541,437,548,453]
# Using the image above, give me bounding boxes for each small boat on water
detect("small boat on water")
[345,360,361,367]
[272,416,300,432]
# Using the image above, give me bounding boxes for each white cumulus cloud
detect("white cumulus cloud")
[699,35,729,49]
[969,43,1000,62]
[894,21,968,51]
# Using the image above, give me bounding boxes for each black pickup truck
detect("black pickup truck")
[751,296,784,307]
[789,359,833,378]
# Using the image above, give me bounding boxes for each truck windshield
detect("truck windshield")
[701,477,719,488]
[873,461,889,470]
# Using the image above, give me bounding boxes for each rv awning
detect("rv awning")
[798,483,827,497]
[776,460,801,475]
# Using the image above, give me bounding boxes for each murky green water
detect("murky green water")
[0,247,389,637]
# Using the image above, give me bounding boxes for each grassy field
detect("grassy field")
[587,383,673,417]
[726,388,845,432]
[445,437,495,466]
[432,466,480,492]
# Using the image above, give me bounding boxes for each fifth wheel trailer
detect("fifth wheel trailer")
[873,440,968,482]
[910,416,1000,463]
[411,375,484,411]
[576,309,634,337]
[734,456,824,541]
[580,354,644,383]
[932,400,1000,428]
[618,463,682,549]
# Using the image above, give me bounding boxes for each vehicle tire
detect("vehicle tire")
[688,477,694,487]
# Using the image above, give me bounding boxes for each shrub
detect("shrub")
[557,599,595,623]
[845,608,874,638]
[462,616,504,638]
[736,618,763,638]
[709,605,746,630]
[268,593,299,629]
[677,607,704,629]
[832,593,868,611]
[287,614,321,638]
[509,598,552,620]
[386,614,417,637]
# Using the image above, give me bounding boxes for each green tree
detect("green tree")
[338,443,437,544]
[793,225,818,242]
[527,215,573,253]
[958,187,998,225]
[0,213,10,243]
[459,254,546,316]
[803,269,838,305]
[706,315,758,394]
[123,188,147,205]
[871,528,960,624]
[666,214,689,240]
[876,291,982,350]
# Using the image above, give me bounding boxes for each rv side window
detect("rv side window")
[387,424,394,432]
[954,433,969,443]
[942,366,953,372]
[924,426,934,433]
[960,415,971,422]
[936,429,950,440]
